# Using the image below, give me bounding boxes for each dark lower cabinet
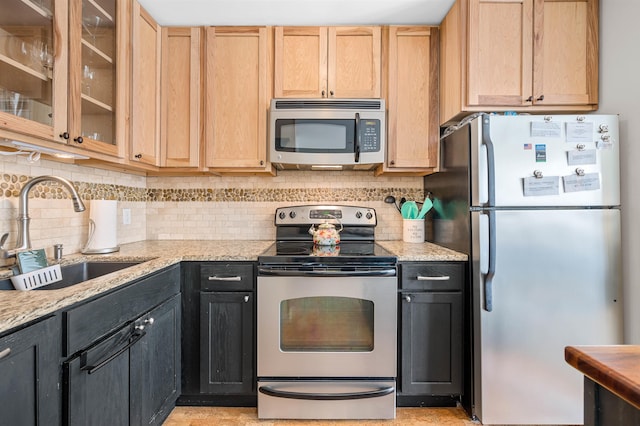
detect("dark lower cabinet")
[179,262,256,406]
[0,316,61,426]
[62,265,182,426]
[65,293,181,426]
[400,291,462,395]
[200,291,254,394]
[134,293,182,425]
[398,262,465,406]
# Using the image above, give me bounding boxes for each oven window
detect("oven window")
[280,296,374,352]
[274,119,355,153]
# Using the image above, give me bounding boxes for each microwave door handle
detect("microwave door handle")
[354,112,361,162]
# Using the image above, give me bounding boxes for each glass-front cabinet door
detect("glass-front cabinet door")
[0,0,67,141]
[68,0,125,157]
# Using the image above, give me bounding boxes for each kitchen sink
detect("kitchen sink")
[0,261,144,291]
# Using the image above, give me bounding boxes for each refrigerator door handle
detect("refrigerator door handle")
[481,115,496,206]
[482,209,496,312]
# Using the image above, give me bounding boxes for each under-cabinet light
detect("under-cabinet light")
[2,140,90,160]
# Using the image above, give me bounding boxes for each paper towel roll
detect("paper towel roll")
[83,199,119,253]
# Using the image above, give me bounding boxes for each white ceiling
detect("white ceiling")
[136,0,456,26]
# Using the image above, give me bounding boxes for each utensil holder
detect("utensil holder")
[403,219,425,243]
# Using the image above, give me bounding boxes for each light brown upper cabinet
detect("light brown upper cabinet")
[160,27,202,169]
[205,27,274,174]
[274,26,381,98]
[131,0,161,166]
[440,0,598,125]
[376,26,439,176]
[68,0,129,157]
[0,0,129,159]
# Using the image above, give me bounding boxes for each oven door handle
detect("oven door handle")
[257,267,396,277]
[80,331,146,375]
[258,385,395,401]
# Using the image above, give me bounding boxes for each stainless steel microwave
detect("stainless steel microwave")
[269,99,386,170]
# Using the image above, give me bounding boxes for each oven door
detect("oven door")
[257,275,397,378]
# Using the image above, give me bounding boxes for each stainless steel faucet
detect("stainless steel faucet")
[1,176,86,262]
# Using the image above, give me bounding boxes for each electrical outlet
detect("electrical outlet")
[122,209,131,225]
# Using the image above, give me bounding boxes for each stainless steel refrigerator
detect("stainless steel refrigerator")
[424,114,624,425]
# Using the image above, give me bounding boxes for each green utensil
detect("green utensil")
[417,198,433,219]
[401,201,419,219]
[432,198,446,218]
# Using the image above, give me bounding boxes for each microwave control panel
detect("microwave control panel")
[359,120,380,152]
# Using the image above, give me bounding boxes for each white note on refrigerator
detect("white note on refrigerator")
[566,122,594,143]
[563,173,601,192]
[523,176,559,196]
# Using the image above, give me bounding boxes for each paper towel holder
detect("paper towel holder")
[81,219,120,254]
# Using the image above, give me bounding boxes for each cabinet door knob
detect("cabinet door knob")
[404,295,411,303]
[321,90,326,97]
[536,95,545,101]
[135,154,142,159]
[244,295,250,303]
[73,136,83,144]
[144,317,154,325]
[525,96,533,102]
[59,132,70,139]
[329,90,334,97]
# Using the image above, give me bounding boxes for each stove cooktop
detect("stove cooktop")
[258,241,396,266]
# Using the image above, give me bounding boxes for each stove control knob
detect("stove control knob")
[289,211,296,219]
[278,211,286,220]
[355,211,363,219]
[366,211,373,220]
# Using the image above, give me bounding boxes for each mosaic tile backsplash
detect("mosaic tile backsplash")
[0,156,424,255]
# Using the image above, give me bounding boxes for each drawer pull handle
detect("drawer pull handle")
[0,347,10,360]
[208,275,242,281]
[417,275,450,281]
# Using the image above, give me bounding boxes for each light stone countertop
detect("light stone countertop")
[377,240,468,262]
[0,240,466,335]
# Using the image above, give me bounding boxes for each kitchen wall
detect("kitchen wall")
[0,154,423,257]
[600,0,640,344]
[0,154,147,257]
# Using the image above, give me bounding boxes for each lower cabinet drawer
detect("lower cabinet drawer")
[200,263,254,291]
[400,262,465,291]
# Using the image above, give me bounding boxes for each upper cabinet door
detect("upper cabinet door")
[160,27,202,169]
[205,26,273,173]
[467,0,533,106]
[274,26,327,98]
[274,26,381,98]
[131,0,161,166]
[0,0,68,142]
[68,0,126,157]
[328,26,381,98]
[532,0,598,106]
[382,26,439,173]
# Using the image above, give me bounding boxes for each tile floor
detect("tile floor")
[163,406,479,425]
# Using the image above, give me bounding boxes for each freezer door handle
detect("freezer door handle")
[481,115,496,206]
[480,210,496,312]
